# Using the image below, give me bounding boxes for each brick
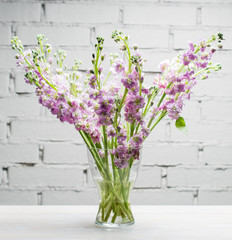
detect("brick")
[44,143,87,164]
[202,7,232,26]
[0,190,37,205]
[144,72,156,85]
[168,167,232,187]
[43,190,98,205]
[17,26,90,46]
[142,143,198,165]
[170,121,232,143]
[0,73,9,96]
[166,0,232,2]
[95,27,169,48]
[9,166,84,187]
[198,190,232,205]
[201,100,232,121]
[124,6,196,25]
[0,97,40,117]
[0,168,2,185]
[0,3,40,22]
[203,145,232,165]
[0,48,17,69]
[0,122,6,140]
[86,167,95,188]
[131,189,193,204]
[134,167,161,188]
[121,0,159,2]
[181,100,200,121]
[173,29,232,50]
[0,143,39,164]
[146,120,167,142]
[193,74,232,97]
[0,25,11,45]
[46,4,119,23]
[212,51,232,73]
[15,72,35,93]
[11,120,84,142]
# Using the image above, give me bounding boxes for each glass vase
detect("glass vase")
[87,146,141,227]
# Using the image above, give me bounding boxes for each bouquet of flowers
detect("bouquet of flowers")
[11,31,224,226]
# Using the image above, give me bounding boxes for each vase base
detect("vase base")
[95,220,135,228]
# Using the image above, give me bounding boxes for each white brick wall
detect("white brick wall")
[46,4,120,23]
[131,189,194,205]
[0,0,231,205]
[43,190,98,205]
[135,167,162,188]
[0,25,11,45]
[198,191,232,205]
[0,122,6,140]
[0,143,39,164]
[17,26,91,46]
[11,120,84,142]
[167,167,232,188]
[0,190,37,205]
[9,166,84,188]
[0,73,9,96]
[201,7,232,26]
[0,3,41,22]
[203,145,232,165]
[44,143,87,165]
[123,6,196,25]
[0,97,40,117]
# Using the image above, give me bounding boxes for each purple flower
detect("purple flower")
[121,76,136,89]
[107,125,116,137]
[141,127,150,137]
[142,88,150,95]
[117,128,127,144]
[159,60,170,73]
[89,74,97,89]
[114,158,129,169]
[188,41,195,52]
[182,52,190,66]
[200,40,206,52]
[131,134,143,148]
[127,95,145,109]
[111,58,126,74]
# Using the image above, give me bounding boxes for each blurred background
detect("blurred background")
[0,0,232,205]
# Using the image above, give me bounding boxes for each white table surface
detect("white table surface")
[0,206,232,240]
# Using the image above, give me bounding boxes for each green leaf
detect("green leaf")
[175,117,188,134]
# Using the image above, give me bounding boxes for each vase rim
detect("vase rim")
[86,145,143,151]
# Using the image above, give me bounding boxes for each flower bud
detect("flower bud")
[133,44,138,50]
[99,67,103,73]
[101,55,105,61]
[211,48,216,53]
[119,44,126,51]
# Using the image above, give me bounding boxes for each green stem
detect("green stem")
[110,137,117,182]
[103,71,111,85]
[150,111,167,132]
[111,206,118,223]
[118,88,128,113]
[102,125,109,167]
[37,66,57,91]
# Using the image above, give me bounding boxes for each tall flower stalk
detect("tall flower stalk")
[11,31,224,225]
